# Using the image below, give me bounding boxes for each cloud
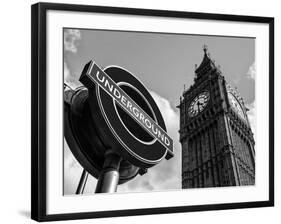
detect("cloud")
[246,101,256,141]
[64,29,81,53]
[244,62,256,140]
[63,140,84,195]
[237,61,255,104]
[64,62,77,88]
[64,62,70,82]
[63,29,82,88]
[64,62,70,78]
[246,62,255,79]
[63,29,81,88]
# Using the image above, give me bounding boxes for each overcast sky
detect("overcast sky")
[63,28,255,195]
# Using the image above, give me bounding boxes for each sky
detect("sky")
[63,28,255,195]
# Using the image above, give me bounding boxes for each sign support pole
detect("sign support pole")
[76,169,89,194]
[95,152,122,193]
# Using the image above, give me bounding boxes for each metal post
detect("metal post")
[76,169,89,194]
[95,152,122,193]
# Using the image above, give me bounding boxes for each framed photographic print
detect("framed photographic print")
[31,2,274,222]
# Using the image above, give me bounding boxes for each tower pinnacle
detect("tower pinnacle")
[203,44,208,54]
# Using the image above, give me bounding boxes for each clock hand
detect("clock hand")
[197,104,200,112]
[196,101,202,111]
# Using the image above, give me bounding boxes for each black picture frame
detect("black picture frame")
[31,2,274,222]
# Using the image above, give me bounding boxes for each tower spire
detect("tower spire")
[203,44,208,55]
[195,44,212,76]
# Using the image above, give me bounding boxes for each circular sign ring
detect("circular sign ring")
[113,81,158,146]
[87,66,168,168]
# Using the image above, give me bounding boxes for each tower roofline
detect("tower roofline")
[195,45,216,75]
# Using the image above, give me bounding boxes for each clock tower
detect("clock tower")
[179,46,255,188]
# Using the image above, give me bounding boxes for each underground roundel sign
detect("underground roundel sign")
[80,61,174,168]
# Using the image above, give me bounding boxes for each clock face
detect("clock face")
[228,92,246,120]
[188,91,210,117]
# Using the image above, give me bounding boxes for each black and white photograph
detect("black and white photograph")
[0,0,279,223]
[63,28,256,195]
[30,3,274,221]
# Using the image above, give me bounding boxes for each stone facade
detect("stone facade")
[179,48,255,188]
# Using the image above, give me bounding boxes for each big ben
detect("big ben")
[179,46,255,188]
